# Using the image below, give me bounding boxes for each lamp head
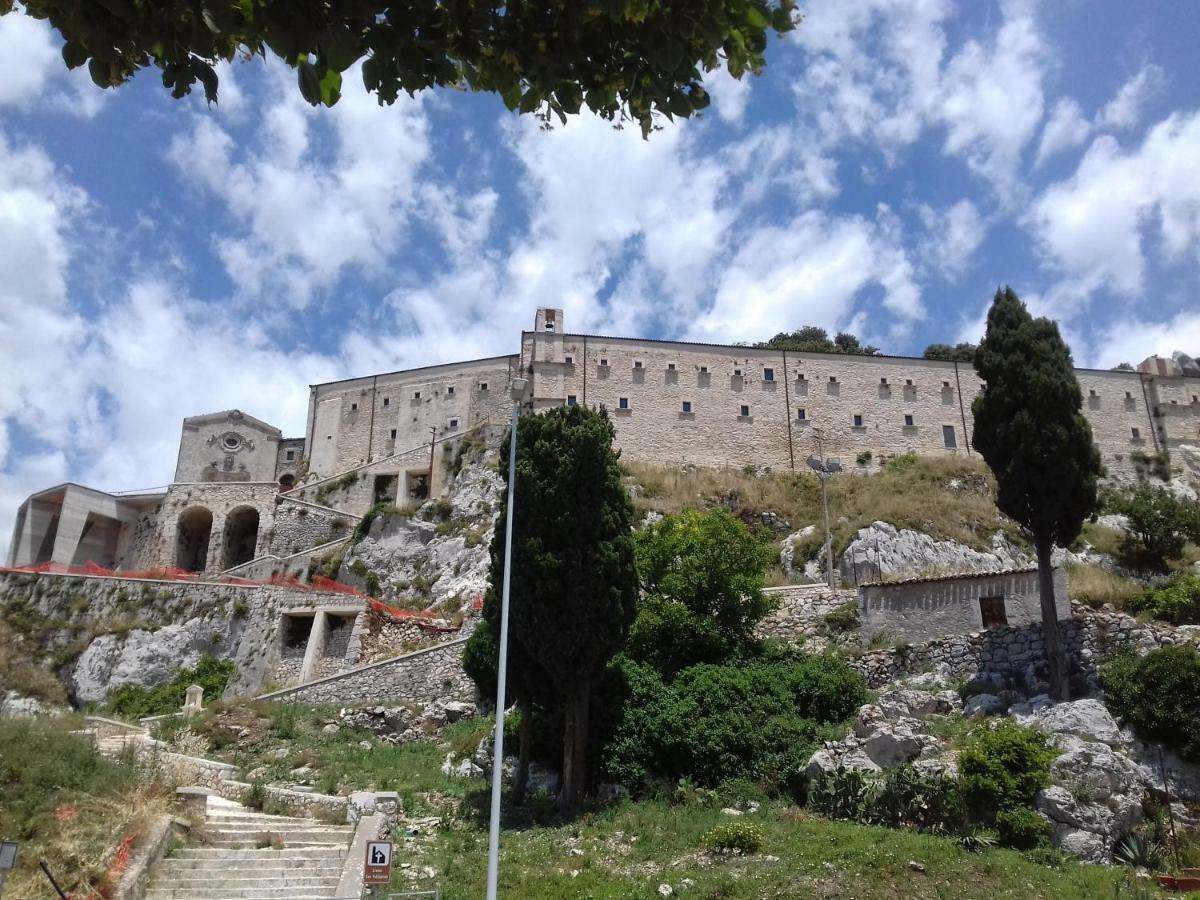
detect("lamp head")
[510,378,529,402]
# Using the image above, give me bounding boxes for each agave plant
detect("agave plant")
[956,830,998,853]
[1114,833,1164,870]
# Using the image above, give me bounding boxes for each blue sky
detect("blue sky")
[2,0,1200,553]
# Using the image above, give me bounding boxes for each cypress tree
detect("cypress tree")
[486,404,638,816]
[972,287,1102,700]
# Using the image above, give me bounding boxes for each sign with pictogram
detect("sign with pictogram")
[364,840,393,885]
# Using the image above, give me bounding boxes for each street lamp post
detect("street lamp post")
[805,431,842,589]
[485,376,528,900]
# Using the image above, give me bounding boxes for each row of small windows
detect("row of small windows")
[582,361,977,391]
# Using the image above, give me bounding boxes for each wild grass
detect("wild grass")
[1067,563,1143,609]
[1077,522,1125,557]
[0,717,174,899]
[0,622,67,705]
[627,455,1022,566]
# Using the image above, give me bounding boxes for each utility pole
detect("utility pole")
[427,426,437,498]
[806,429,841,589]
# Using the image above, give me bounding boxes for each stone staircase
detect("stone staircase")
[145,796,354,899]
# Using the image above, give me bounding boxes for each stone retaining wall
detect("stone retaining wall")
[256,637,471,706]
[755,584,856,641]
[850,604,1200,690]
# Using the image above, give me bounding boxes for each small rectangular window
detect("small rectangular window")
[351,402,358,410]
[567,395,577,406]
[880,377,888,385]
[763,368,775,382]
[797,372,806,381]
[389,429,397,440]
[383,397,390,406]
[619,397,629,409]
[943,425,957,448]
[447,386,455,395]
[740,405,750,417]
[904,414,914,427]
[1126,391,1133,399]
[1193,395,1198,403]
[564,356,573,365]
[797,408,806,421]
[734,368,742,376]
[829,375,837,383]
[668,363,676,371]
[853,414,863,427]
[1131,427,1140,439]
[905,379,913,386]
[1089,389,1097,396]
[700,365,708,373]
[413,392,420,400]
[286,450,295,461]
[600,358,609,367]
[479,382,488,391]
[682,401,692,413]
[634,361,643,369]
[980,596,1007,629]
[943,380,951,388]
[449,419,459,428]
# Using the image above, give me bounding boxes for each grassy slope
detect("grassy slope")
[0,718,173,899]
[165,703,1137,899]
[626,456,1026,567]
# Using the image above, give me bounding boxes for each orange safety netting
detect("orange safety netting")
[0,560,370,597]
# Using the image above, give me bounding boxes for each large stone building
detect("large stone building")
[8,309,1199,574]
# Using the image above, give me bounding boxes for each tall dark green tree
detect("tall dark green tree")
[755,326,880,355]
[972,287,1102,700]
[487,404,638,816]
[923,342,978,362]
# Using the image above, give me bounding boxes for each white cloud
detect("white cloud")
[1093,310,1200,370]
[167,62,431,305]
[703,66,752,125]
[0,13,57,109]
[1028,110,1200,298]
[1035,98,1091,165]
[1098,65,1164,130]
[918,199,987,280]
[686,210,923,343]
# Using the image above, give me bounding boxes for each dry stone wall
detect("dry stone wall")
[849,604,1200,691]
[257,638,472,707]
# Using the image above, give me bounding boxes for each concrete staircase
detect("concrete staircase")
[145,796,354,900]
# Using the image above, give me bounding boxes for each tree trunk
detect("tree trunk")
[1036,535,1069,701]
[557,681,591,818]
[513,695,531,805]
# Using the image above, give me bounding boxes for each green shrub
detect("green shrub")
[887,452,918,473]
[702,821,763,854]
[823,600,860,633]
[856,451,873,466]
[1125,574,1200,624]
[807,766,872,821]
[603,652,864,793]
[1113,486,1200,571]
[350,502,403,544]
[1101,646,1200,760]
[869,766,966,834]
[105,656,235,719]
[995,807,1051,849]
[958,721,1055,823]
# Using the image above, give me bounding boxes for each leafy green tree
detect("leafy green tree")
[9,0,797,136]
[1114,486,1200,571]
[971,287,1102,700]
[1112,362,1135,371]
[922,342,978,362]
[630,508,774,675]
[756,326,880,355]
[490,404,637,816]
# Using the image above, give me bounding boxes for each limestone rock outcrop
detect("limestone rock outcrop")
[838,521,1030,581]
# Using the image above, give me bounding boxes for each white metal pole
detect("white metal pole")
[485,398,521,900]
[821,475,834,589]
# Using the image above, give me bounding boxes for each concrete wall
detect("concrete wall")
[859,568,1070,644]
[7,484,162,569]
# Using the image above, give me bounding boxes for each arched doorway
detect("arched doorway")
[278,473,296,491]
[176,507,213,572]
[222,506,260,569]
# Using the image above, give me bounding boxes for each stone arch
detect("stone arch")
[222,505,260,569]
[278,473,296,491]
[176,506,213,572]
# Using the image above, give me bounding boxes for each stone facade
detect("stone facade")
[256,638,472,707]
[859,568,1070,644]
[8,308,1197,574]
